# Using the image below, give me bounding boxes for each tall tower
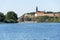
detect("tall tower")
[36,6,38,12]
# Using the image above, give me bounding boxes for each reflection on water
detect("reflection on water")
[0,23,60,40]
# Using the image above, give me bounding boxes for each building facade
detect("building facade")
[35,7,60,17]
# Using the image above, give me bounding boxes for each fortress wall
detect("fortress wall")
[55,14,60,17]
[44,14,54,16]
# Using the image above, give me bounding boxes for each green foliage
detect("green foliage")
[46,11,53,13]
[0,12,5,22]
[5,11,18,23]
[48,17,60,22]
[26,12,35,15]
[35,16,49,22]
[33,16,60,23]
[24,16,31,21]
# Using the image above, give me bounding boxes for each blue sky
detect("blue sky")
[0,0,60,17]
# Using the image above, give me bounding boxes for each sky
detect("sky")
[0,0,60,17]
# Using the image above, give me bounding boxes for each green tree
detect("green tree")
[5,11,18,23]
[0,12,5,22]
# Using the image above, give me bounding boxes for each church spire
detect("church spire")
[36,6,38,12]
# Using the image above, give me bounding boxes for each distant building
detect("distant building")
[18,6,60,22]
[35,6,60,17]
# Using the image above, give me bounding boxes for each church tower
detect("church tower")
[35,6,38,16]
[36,6,38,12]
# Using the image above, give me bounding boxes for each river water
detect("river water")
[0,23,60,40]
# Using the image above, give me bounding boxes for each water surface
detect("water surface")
[0,23,60,40]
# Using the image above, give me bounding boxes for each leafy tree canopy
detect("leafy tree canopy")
[5,11,18,23]
[0,12,5,22]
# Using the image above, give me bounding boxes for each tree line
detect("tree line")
[0,11,18,23]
